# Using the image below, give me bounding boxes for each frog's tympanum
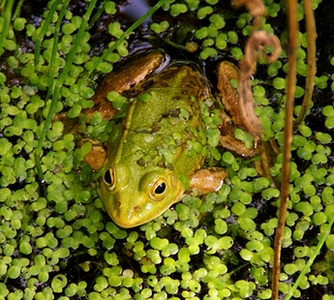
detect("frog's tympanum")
[80,51,275,228]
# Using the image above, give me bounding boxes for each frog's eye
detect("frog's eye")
[103,168,115,191]
[150,179,167,201]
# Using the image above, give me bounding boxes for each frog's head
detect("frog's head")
[99,164,185,228]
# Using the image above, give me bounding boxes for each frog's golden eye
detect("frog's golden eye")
[150,179,167,201]
[103,168,115,191]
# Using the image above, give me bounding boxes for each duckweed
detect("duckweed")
[1,0,334,299]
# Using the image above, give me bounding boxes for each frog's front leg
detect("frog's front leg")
[83,51,166,122]
[216,61,278,179]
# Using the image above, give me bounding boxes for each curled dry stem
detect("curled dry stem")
[231,0,266,28]
[238,31,281,141]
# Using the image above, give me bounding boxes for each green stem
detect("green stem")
[88,0,108,27]
[47,0,70,81]
[0,0,14,55]
[12,0,24,20]
[284,212,334,300]
[34,0,63,66]
[35,0,98,181]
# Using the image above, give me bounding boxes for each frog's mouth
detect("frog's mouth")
[109,199,156,228]
[101,195,152,228]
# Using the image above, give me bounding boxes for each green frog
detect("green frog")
[80,51,275,228]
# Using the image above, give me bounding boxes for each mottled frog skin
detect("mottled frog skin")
[88,51,271,228]
[99,63,212,228]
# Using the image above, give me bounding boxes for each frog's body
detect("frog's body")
[73,51,275,228]
[100,65,211,228]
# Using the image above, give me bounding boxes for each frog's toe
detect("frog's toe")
[83,143,106,170]
[189,168,228,194]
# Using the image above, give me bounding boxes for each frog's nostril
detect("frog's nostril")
[115,201,121,208]
[133,205,141,212]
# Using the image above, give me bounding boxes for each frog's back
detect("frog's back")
[113,65,210,174]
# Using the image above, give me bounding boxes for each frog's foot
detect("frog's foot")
[255,139,280,181]
[218,113,262,157]
[238,31,281,140]
[215,59,280,181]
[189,168,228,195]
[216,61,262,157]
[78,139,106,170]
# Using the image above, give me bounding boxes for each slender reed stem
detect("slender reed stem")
[271,0,298,299]
[294,0,317,128]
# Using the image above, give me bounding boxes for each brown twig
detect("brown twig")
[238,31,281,142]
[293,0,317,128]
[271,0,298,299]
